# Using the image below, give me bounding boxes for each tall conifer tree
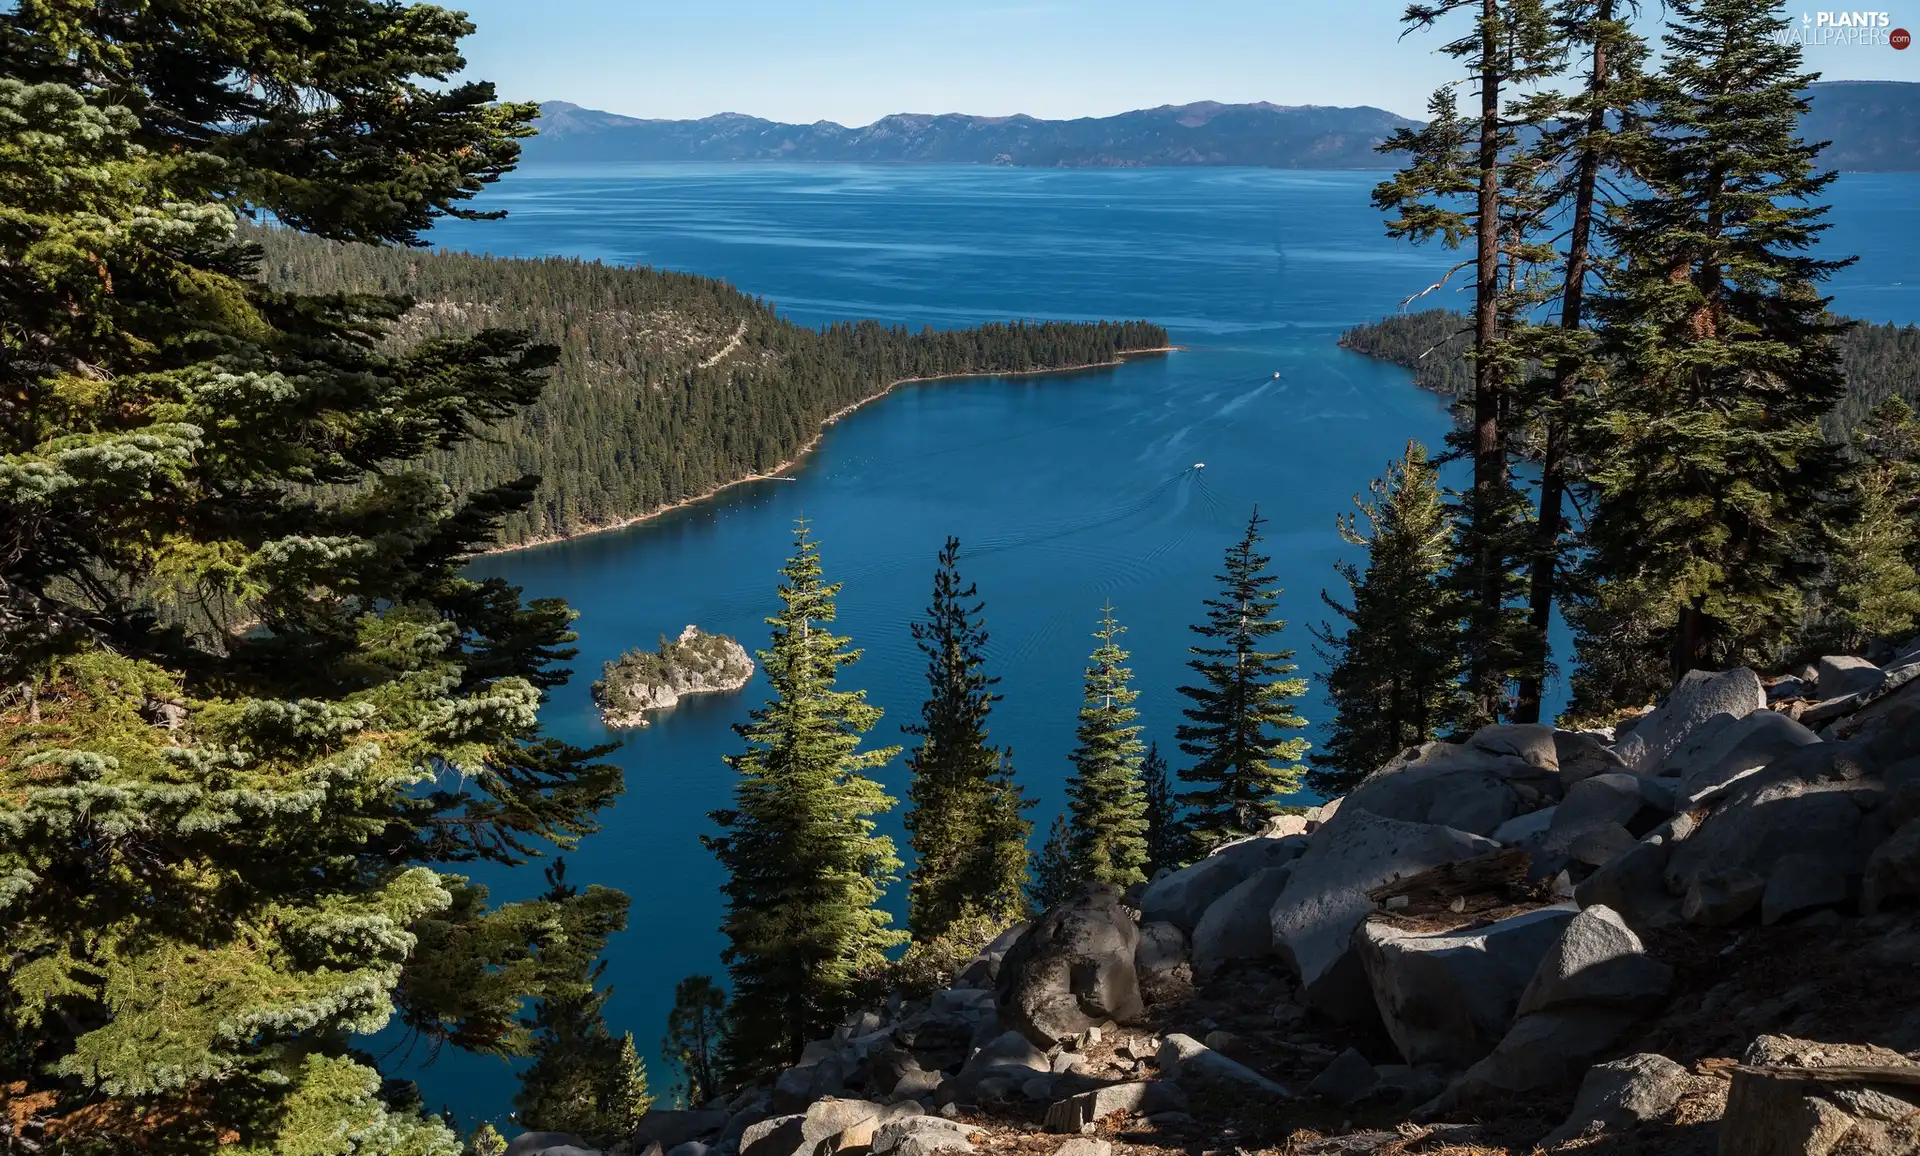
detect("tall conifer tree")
[705,524,904,1082]
[1141,742,1186,874]
[1312,443,1464,794]
[0,6,625,1149]
[1375,0,1557,726]
[1174,511,1311,848]
[1578,0,1851,681]
[1062,606,1151,887]
[1830,399,1920,649]
[514,862,654,1142]
[663,975,729,1108]
[902,538,1031,940]
[1507,0,1647,721]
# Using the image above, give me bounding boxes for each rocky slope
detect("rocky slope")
[526,632,1920,1156]
[591,626,754,728]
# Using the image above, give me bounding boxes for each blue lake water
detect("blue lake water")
[410,165,1920,1129]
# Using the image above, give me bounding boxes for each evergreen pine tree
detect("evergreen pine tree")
[0,7,624,1149]
[1375,0,1558,725]
[1507,0,1648,722]
[903,537,1032,941]
[1831,399,1920,649]
[1174,511,1312,848]
[663,974,730,1108]
[1579,0,1851,681]
[514,861,654,1143]
[705,523,905,1082]
[1312,443,1465,795]
[1027,813,1079,913]
[1062,606,1151,887]
[1141,742,1186,874]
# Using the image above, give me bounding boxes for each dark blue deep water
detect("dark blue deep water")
[407,165,1920,1130]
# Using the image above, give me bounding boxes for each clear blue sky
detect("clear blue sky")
[450,0,1920,124]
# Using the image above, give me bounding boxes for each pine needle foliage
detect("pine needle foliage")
[0,5,626,1150]
[704,523,905,1084]
[1174,511,1311,849]
[1577,0,1852,680]
[663,975,730,1108]
[1312,443,1466,795]
[1061,606,1151,888]
[513,861,653,1144]
[902,538,1032,941]
[1141,742,1187,875]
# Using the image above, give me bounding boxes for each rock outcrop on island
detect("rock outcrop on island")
[590,625,754,727]
[520,632,1920,1156]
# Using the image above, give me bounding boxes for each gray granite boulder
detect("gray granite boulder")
[1307,1047,1380,1104]
[996,885,1144,1046]
[1574,841,1678,932]
[1154,1033,1289,1096]
[1138,835,1308,933]
[1818,655,1888,700]
[1516,904,1671,1016]
[508,1135,591,1156]
[1546,774,1646,854]
[1865,817,1920,915]
[1541,1053,1691,1147]
[1269,808,1499,1020]
[1190,864,1293,979]
[1356,904,1578,1067]
[1133,921,1188,980]
[1665,742,1886,897]
[1339,743,1523,836]
[1614,668,1766,774]
[1762,851,1851,925]
[1673,710,1821,810]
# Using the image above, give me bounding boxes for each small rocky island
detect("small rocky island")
[590,625,754,728]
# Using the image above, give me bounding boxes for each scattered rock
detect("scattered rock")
[1613,667,1766,774]
[1557,731,1631,786]
[1433,1006,1646,1105]
[1269,808,1499,1020]
[1721,1035,1920,1156]
[1356,904,1578,1067]
[1154,1032,1290,1096]
[1307,1047,1380,1104]
[665,1142,709,1156]
[1541,1052,1691,1147]
[1666,742,1885,897]
[1050,1140,1111,1156]
[1674,710,1822,810]
[952,1031,1051,1092]
[1818,655,1888,700]
[1516,905,1671,1016]
[1574,841,1678,932]
[1133,921,1188,981]
[954,922,1030,989]
[1763,851,1851,925]
[1339,742,1523,836]
[1682,868,1766,927]
[634,1111,730,1151]
[890,1070,943,1104]
[871,1116,976,1156]
[1190,864,1293,979]
[507,1134,591,1156]
[1041,1081,1185,1133]
[1547,774,1646,854]
[1569,822,1640,868]
[1864,817,1920,915]
[1491,806,1556,849]
[996,885,1144,1046]
[1138,834,1308,933]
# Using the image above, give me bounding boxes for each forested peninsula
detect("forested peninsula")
[257,229,1168,548]
[1340,308,1920,440]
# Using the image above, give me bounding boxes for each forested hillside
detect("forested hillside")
[256,229,1167,546]
[1339,308,1920,439]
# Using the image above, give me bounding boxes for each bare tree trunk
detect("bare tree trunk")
[1470,0,1507,725]
[1514,0,1614,724]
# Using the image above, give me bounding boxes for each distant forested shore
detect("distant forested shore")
[257,229,1168,548]
[1339,308,1920,442]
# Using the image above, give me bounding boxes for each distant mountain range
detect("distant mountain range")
[524,81,1920,171]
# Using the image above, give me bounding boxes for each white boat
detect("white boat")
[1194,462,1206,469]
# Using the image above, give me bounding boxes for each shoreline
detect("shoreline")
[474,345,1181,557]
